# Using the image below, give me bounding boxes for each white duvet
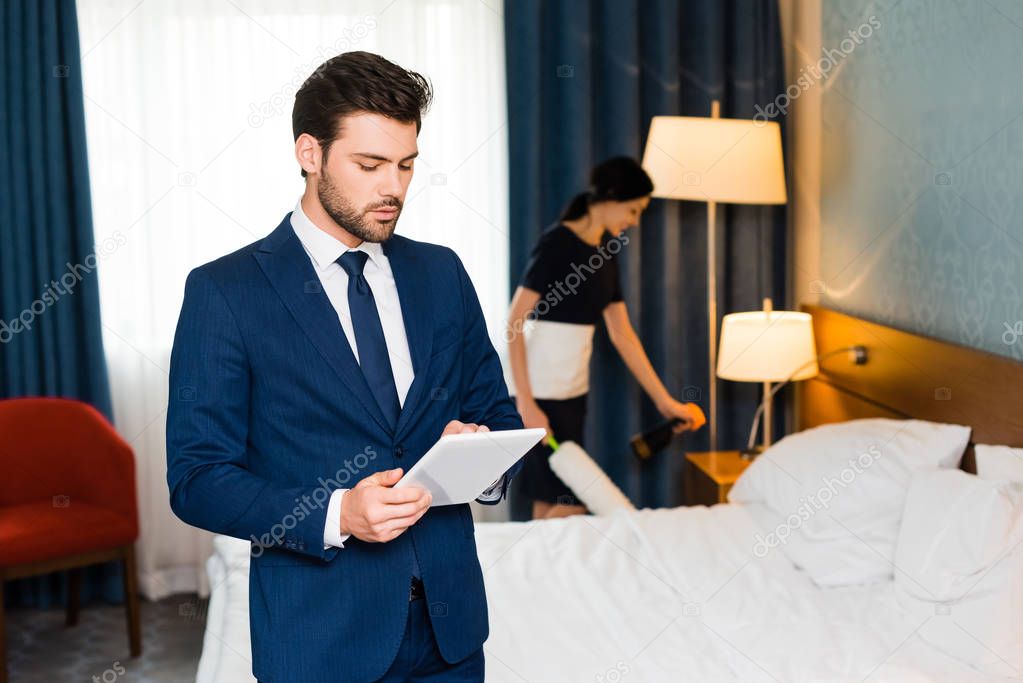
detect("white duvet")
[197,504,1014,682]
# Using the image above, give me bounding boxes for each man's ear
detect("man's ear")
[295,133,322,176]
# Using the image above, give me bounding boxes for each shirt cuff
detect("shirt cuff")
[323,488,351,549]
[475,475,506,505]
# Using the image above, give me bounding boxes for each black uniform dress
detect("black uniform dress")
[509,223,624,505]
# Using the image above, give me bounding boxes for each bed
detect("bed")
[194,307,1023,682]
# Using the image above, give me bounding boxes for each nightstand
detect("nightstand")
[683,450,751,506]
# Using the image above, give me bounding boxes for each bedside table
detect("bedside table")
[684,450,751,506]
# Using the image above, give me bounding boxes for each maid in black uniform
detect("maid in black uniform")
[506,157,706,520]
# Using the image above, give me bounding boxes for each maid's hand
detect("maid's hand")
[656,397,706,433]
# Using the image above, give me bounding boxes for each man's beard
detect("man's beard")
[317,168,402,243]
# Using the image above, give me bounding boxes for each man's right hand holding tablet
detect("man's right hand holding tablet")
[339,419,489,542]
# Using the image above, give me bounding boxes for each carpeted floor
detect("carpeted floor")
[6,595,207,683]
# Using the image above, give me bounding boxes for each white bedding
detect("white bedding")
[196,504,1016,682]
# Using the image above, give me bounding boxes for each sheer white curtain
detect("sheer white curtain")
[78,0,509,600]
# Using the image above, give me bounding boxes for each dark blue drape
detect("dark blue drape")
[1,0,122,606]
[505,0,787,516]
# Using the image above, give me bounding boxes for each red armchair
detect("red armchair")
[0,398,141,683]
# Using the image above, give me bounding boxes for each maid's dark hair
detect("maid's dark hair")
[559,156,654,221]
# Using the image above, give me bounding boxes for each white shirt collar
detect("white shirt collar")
[290,198,384,271]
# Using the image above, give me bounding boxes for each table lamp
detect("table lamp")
[716,299,817,456]
[641,103,787,449]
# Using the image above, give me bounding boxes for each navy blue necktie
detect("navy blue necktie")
[337,250,420,580]
[336,251,401,430]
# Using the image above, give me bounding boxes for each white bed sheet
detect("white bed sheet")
[196,504,1016,682]
[477,504,1014,682]
[196,535,257,683]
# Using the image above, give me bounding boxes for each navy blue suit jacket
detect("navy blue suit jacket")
[166,214,523,683]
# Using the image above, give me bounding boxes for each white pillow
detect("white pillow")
[894,469,1023,676]
[729,418,971,586]
[975,444,1023,483]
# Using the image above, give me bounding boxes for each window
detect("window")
[78,0,508,598]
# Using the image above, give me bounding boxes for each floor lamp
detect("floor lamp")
[641,103,787,449]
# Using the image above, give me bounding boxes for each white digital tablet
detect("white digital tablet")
[393,428,546,506]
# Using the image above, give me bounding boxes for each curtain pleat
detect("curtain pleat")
[1,0,121,608]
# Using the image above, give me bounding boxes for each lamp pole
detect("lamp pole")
[707,100,720,451]
[641,109,787,451]
[762,297,773,448]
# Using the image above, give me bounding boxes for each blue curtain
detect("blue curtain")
[505,0,787,516]
[1,0,123,607]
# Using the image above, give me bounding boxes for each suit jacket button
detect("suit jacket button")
[394,445,404,458]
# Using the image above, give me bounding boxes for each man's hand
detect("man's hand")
[441,419,490,437]
[339,421,489,542]
[339,468,432,543]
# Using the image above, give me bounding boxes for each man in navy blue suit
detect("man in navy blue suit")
[166,51,523,682]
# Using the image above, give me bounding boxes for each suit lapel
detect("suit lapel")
[385,236,435,438]
[253,215,392,435]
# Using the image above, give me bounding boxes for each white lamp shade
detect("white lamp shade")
[716,311,818,382]
[641,116,787,205]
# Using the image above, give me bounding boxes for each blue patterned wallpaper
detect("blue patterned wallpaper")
[819,0,1023,360]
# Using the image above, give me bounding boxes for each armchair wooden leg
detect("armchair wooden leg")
[121,545,141,657]
[66,568,81,626]
[1,579,8,683]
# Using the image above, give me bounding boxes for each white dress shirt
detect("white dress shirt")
[291,199,504,550]
[291,199,413,549]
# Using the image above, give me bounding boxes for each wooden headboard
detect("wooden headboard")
[796,306,1023,472]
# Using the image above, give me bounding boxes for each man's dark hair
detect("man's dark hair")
[292,51,433,177]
